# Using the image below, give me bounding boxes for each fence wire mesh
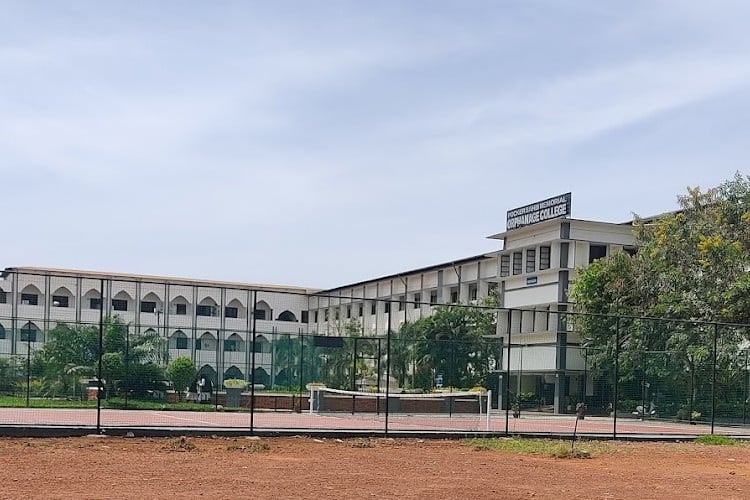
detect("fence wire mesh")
[0,271,749,437]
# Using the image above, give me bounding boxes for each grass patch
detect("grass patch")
[350,439,375,449]
[551,448,591,459]
[103,398,216,412]
[165,436,197,452]
[227,441,271,453]
[0,396,96,409]
[0,395,220,411]
[466,437,612,458]
[695,435,739,446]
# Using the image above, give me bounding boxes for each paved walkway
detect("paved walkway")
[0,407,746,437]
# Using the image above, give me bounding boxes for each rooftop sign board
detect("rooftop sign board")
[506,193,572,230]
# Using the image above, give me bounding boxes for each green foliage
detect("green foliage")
[694,435,738,446]
[43,323,100,367]
[166,357,197,401]
[0,394,218,411]
[274,310,500,392]
[570,173,750,414]
[223,378,247,389]
[296,319,377,390]
[121,363,166,397]
[394,306,499,390]
[0,395,95,408]
[0,358,21,394]
[634,175,750,322]
[102,352,124,384]
[316,319,363,389]
[571,173,750,323]
[465,437,614,456]
[32,317,166,399]
[272,334,301,390]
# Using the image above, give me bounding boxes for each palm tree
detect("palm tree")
[273,334,302,390]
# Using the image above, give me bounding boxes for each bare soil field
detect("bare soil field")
[0,436,747,499]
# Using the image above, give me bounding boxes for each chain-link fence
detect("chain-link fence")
[0,270,749,437]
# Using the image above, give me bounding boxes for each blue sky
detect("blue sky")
[1,1,747,288]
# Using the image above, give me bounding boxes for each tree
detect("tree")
[166,357,197,401]
[391,320,423,388]
[273,334,301,390]
[0,358,21,394]
[569,173,750,415]
[323,319,363,389]
[41,323,100,368]
[396,306,496,390]
[304,319,364,389]
[34,316,166,399]
[101,352,124,395]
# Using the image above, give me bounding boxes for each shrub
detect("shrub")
[166,357,196,401]
[223,379,247,390]
[695,435,738,446]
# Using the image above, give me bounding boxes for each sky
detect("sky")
[1,1,748,289]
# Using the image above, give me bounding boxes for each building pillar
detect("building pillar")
[555,331,568,413]
[10,272,17,355]
[553,371,567,413]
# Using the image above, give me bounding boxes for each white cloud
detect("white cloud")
[381,54,750,166]
[2,2,750,285]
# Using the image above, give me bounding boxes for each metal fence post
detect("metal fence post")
[216,328,220,406]
[504,309,512,436]
[711,322,718,434]
[613,317,620,440]
[385,301,391,436]
[744,350,749,426]
[25,332,30,407]
[298,329,303,406]
[449,338,455,417]
[250,290,258,434]
[351,337,358,392]
[96,278,104,434]
[376,338,382,415]
[124,322,129,408]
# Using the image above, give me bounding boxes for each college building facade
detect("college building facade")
[0,194,639,412]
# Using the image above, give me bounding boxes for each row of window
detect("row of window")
[500,246,552,277]
[0,324,278,349]
[312,283,498,322]
[0,325,38,342]
[5,292,80,307]
[0,333,271,349]
[7,294,286,321]
[499,244,614,277]
[185,338,270,352]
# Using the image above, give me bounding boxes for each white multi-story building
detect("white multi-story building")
[0,193,640,412]
[487,215,636,411]
[0,268,315,387]
[307,252,500,336]
[307,196,636,411]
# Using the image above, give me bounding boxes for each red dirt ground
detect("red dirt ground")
[0,436,748,499]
